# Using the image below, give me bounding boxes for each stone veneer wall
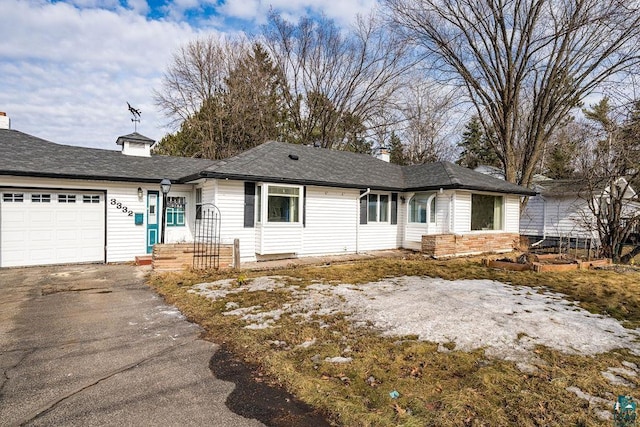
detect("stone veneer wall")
[152,242,235,271]
[421,233,520,258]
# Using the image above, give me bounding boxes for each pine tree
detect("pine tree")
[456,116,499,169]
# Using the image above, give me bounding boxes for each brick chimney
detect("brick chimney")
[0,112,10,130]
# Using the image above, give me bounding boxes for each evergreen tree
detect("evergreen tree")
[456,116,499,169]
[388,132,407,165]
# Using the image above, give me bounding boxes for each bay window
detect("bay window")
[409,193,436,224]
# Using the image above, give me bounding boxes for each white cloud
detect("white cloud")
[0,0,379,149]
[0,0,211,148]
[219,0,379,26]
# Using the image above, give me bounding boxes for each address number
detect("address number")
[110,198,134,216]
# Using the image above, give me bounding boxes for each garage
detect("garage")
[0,189,105,267]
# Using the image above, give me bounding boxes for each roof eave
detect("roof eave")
[201,171,403,192]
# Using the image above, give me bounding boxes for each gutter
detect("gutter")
[356,188,371,254]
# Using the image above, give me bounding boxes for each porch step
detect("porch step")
[135,255,153,266]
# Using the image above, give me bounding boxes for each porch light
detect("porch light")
[160,179,172,194]
[160,178,171,244]
[137,187,143,201]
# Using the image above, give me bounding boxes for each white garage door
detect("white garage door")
[0,189,105,267]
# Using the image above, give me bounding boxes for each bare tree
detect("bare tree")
[398,81,461,163]
[385,0,640,188]
[577,97,640,263]
[262,11,412,149]
[154,35,248,127]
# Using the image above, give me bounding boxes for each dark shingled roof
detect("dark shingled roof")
[202,141,536,195]
[403,161,537,195]
[0,129,217,183]
[202,141,405,190]
[0,130,535,195]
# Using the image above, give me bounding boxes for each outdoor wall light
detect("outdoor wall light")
[160,178,171,244]
[137,187,143,201]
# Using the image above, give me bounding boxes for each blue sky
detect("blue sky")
[0,0,377,149]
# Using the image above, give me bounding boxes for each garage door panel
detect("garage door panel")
[1,190,105,267]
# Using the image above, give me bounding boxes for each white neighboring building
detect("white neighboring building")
[0,118,535,268]
[520,177,639,248]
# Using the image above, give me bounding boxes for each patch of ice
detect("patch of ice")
[325,356,352,363]
[602,370,636,387]
[297,338,317,349]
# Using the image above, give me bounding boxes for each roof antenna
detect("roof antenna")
[127,102,141,132]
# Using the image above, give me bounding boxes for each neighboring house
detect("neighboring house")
[520,177,639,248]
[0,117,535,268]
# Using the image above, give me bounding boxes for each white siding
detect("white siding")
[215,180,256,261]
[504,195,520,233]
[0,175,195,264]
[301,187,358,256]
[453,192,472,233]
[545,196,593,238]
[357,191,399,252]
[520,194,545,236]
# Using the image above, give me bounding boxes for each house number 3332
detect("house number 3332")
[110,198,133,216]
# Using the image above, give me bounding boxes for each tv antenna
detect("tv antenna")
[127,102,141,132]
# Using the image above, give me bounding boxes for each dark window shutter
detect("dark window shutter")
[244,182,256,228]
[391,193,398,225]
[359,190,368,225]
[303,186,307,227]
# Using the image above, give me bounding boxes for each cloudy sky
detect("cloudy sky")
[0,0,377,149]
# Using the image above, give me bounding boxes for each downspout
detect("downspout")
[356,188,371,254]
[531,195,546,247]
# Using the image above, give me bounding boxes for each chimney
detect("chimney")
[0,112,10,130]
[377,147,390,163]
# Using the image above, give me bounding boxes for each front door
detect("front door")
[147,191,159,253]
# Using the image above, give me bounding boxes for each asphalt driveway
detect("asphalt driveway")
[0,264,263,426]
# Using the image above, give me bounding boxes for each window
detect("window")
[2,193,24,202]
[409,193,436,224]
[256,185,262,223]
[471,194,503,231]
[31,194,51,203]
[267,185,299,222]
[58,194,76,203]
[83,195,100,204]
[368,194,378,222]
[379,194,389,222]
[367,193,390,222]
[195,188,203,220]
[166,196,186,227]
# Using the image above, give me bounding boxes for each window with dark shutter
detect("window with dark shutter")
[391,193,398,225]
[244,182,256,228]
[359,190,368,224]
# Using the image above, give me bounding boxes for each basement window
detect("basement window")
[267,185,300,223]
[471,194,503,231]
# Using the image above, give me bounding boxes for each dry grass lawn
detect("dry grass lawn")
[148,254,640,426]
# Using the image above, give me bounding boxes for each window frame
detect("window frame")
[166,196,186,227]
[470,193,504,231]
[2,193,24,202]
[265,184,302,224]
[195,187,203,220]
[408,192,437,224]
[366,193,391,223]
